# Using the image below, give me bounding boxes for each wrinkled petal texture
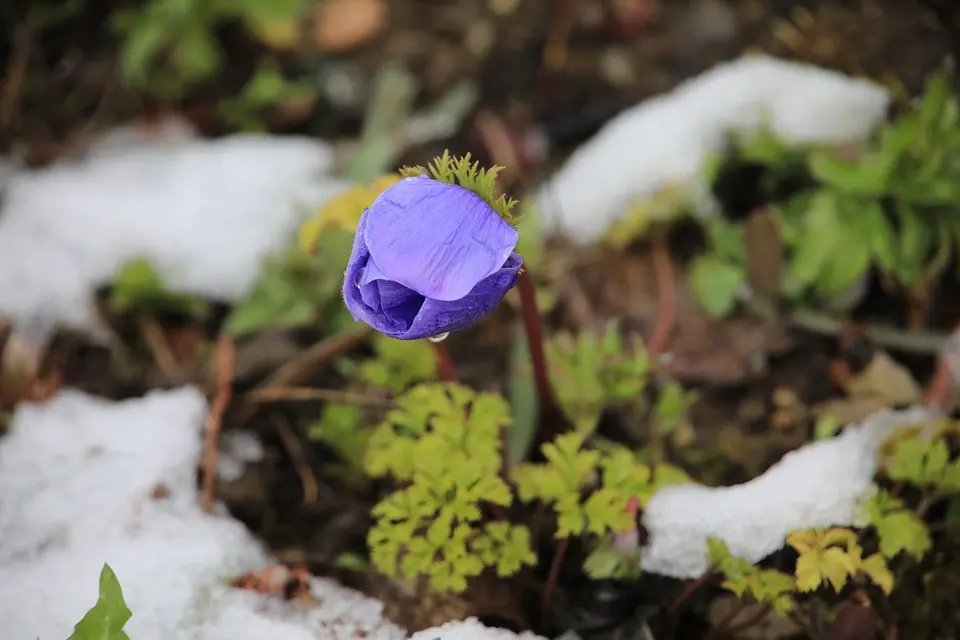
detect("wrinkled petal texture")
[343,209,522,340]
[362,176,519,301]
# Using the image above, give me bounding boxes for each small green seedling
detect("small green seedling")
[70,564,132,640]
[546,323,651,434]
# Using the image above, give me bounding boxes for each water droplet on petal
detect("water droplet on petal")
[428,332,450,343]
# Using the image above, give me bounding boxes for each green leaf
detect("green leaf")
[894,202,934,285]
[171,22,222,86]
[506,323,538,466]
[788,189,843,287]
[226,229,356,336]
[859,553,894,595]
[886,437,949,485]
[861,201,898,273]
[350,334,437,394]
[70,564,132,640]
[109,258,209,318]
[546,323,649,433]
[654,381,697,435]
[808,149,892,195]
[688,255,745,317]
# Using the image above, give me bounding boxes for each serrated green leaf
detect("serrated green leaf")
[875,510,931,560]
[859,553,894,594]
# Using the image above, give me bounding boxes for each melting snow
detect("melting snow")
[537,55,892,244]
[0,388,407,639]
[410,618,546,640]
[0,121,352,341]
[640,405,940,578]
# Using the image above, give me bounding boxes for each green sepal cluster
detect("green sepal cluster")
[399,150,521,226]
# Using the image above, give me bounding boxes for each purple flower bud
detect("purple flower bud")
[342,176,523,340]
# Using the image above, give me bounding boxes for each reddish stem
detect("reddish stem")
[648,234,676,358]
[517,269,560,422]
[430,340,457,382]
[667,570,715,616]
[924,357,952,408]
[541,536,569,622]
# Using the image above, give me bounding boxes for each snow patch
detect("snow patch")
[0,388,406,640]
[0,124,352,340]
[640,405,939,578]
[537,55,891,244]
[410,617,546,640]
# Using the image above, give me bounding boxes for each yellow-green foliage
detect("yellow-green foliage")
[787,528,893,595]
[546,324,696,436]
[298,175,402,252]
[882,423,960,492]
[400,150,520,225]
[309,336,437,476]
[365,383,535,593]
[862,490,932,561]
[342,334,437,395]
[708,539,796,616]
[709,528,893,619]
[708,424,960,616]
[513,432,688,579]
[546,324,651,433]
[514,433,688,537]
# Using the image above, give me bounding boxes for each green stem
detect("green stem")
[786,309,948,354]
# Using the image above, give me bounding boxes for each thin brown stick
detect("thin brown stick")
[245,386,391,408]
[648,234,676,358]
[201,335,236,513]
[431,340,457,382]
[137,313,183,383]
[239,327,372,420]
[272,414,321,506]
[711,602,772,639]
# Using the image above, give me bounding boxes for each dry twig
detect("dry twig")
[201,335,236,513]
[272,413,323,506]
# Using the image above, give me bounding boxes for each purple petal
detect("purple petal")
[363,176,519,302]
[344,247,522,340]
[402,252,523,339]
